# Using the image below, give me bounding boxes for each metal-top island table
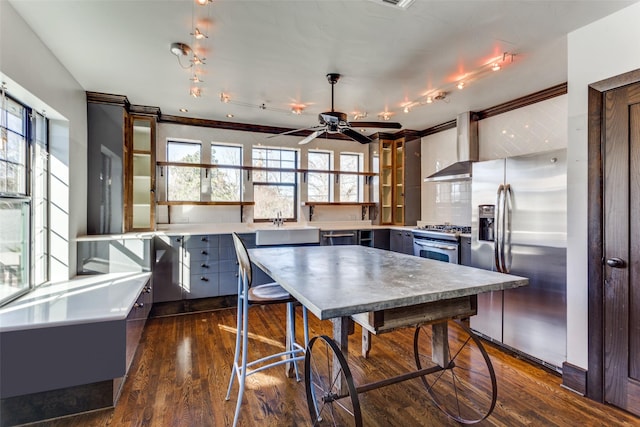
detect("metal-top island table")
[249,245,528,426]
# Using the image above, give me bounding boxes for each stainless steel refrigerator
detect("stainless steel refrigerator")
[470,148,566,370]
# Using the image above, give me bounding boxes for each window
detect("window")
[0,92,49,306]
[307,150,332,202]
[166,141,243,202]
[252,147,297,221]
[210,143,242,201]
[167,141,201,201]
[340,153,362,202]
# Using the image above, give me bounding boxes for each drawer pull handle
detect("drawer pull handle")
[201,263,209,268]
[201,237,208,242]
[201,250,208,255]
[200,276,209,282]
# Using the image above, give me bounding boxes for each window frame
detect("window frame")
[252,146,298,222]
[339,152,363,202]
[209,142,243,202]
[307,149,333,203]
[0,92,49,307]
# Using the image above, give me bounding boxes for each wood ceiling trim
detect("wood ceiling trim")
[88,82,567,140]
[419,83,568,137]
[86,91,129,107]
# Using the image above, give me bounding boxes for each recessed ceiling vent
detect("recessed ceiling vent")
[372,0,416,9]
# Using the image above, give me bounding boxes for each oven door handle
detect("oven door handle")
[413,241,457,251]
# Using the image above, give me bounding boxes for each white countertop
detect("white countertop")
[0,272,151,332]
[78,222,416,239]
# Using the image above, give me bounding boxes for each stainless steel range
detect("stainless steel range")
[412,225,471,264]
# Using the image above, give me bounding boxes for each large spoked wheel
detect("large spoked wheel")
[413,320,497,424]
[305,335,362,427]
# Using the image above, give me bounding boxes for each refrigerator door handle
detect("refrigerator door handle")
[501,184,512,273]
[494,184,505,273]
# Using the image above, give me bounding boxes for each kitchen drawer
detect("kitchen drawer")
[219,271,239,296]
[183,234,219,250]
[218,244,236,261]
[185,247,219,262]
[218,259,238,272]
[184,273,219,299]
[188,260,219,275]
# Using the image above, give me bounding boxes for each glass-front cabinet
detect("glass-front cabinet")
[380,140,394,224]
[126,115,156,231]
[380,138,406,225]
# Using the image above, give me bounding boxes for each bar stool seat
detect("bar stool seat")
[225,233,309,427]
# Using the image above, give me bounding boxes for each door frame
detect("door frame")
[587,68,640,401]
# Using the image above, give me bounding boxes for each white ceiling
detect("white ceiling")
[9,0,637,134]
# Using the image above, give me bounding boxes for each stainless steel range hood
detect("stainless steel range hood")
[424,112,478,182]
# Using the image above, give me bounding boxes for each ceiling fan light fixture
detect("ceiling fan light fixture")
[191,28,208,39]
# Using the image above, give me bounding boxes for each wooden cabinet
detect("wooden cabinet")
[379,135,421,225]
[87,94,157,234]
[390,229,414,255]
[125,115,156,231]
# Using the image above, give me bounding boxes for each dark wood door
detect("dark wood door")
[603,82,640,416]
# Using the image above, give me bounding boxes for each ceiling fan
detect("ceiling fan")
[271,73,402,145]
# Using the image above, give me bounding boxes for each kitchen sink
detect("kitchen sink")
[255,226,320,246]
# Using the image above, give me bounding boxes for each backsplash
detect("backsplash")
[422,181,471,226]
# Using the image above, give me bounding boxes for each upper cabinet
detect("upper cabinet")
[87,93,158,234]
[378,134,421,225]
[126,115,156,231]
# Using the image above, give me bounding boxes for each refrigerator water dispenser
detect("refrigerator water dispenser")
[478,204,495,242]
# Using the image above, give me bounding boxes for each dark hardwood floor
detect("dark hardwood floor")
[33,306,639,426]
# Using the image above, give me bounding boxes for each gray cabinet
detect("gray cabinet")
[390,229,413,254]
[153,233,240,302]
[153,235,183,303]
[372,229,390,250]
[87,101,126,234]
[460,235,471,266]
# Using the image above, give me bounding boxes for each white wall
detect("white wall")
[0,1,87,280]
[156,123,371,224]
[566,1,640,369]
[420,96,568,226]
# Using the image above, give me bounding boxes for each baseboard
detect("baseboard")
[561,362,587,396]
[150,295,236,317]
[0,380,113,427]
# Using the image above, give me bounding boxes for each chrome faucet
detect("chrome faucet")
[273,211,284,227]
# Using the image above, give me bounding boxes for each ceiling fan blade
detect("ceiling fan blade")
[350,121,402,129]
[267,126,322,138]
[342,128,373,144]
[298,130,325,145]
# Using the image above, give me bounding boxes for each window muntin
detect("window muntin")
[166,141,201,201]
[307,150,331,202]
[210,143,242,201]
[252,147,298,221]
[340,153,362,202]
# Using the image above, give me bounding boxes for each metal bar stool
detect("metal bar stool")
[225,233,309,427]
